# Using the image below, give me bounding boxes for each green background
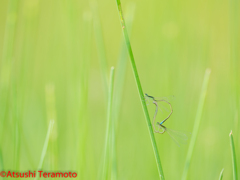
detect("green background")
[0,0,239,179]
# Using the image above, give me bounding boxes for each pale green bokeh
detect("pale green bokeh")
[0,0,239,179]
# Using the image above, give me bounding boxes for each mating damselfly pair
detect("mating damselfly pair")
[145,93,190,146]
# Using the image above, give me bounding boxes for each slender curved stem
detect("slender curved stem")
[229,131,238,180]
[114,1,164,179]
[219,168,224,180]
[102,67,115,180]
[181,69,211,180]
[34,121,54,180]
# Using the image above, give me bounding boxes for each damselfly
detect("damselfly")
[145,93,189,146]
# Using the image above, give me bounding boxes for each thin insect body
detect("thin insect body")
[145,93,189,146]
[145,93,173,134]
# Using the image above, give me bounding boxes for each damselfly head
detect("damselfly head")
[144,93,153,105]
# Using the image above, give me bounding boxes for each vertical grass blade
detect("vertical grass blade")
[0,148,3,170]
[78,11,92,180]
[45,84,58,171]
[111,104,117,180]
[229,0,240,137]
[230,131,238,180]
[34,120,54,180]
[181,69,211,180]
[113,3,135,125]
[93,3,109,96]
[111,4,135,180]
[0,0,18,66]
[11,59,20,171]
[102,67,115,180]
[219,168,224,180]
[114,1,164,179]
[0,0,19,173]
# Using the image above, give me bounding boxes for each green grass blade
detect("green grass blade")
[45,84,58,171]
[111,105,117,180]
[78,11,92,180]
[11,59,19,171]
[230,131,238,180]
[229,0,240,143]
[113,3,135,124]
[93,3,109,97]
[111,4,135,180]
[219,168,224,180]
[114,1,165,179]
[102,67,115,180]
[34,120,54,180]
[1,0,18,66]
[0,0,19,173]
[0,148,4,180]
[181,69,211,180]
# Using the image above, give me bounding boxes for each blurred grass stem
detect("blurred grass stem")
[229,131,238,180]
[181,69,211,180]
[219,168,224,180]
[102,67,115,180]
[34,120,54,180]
